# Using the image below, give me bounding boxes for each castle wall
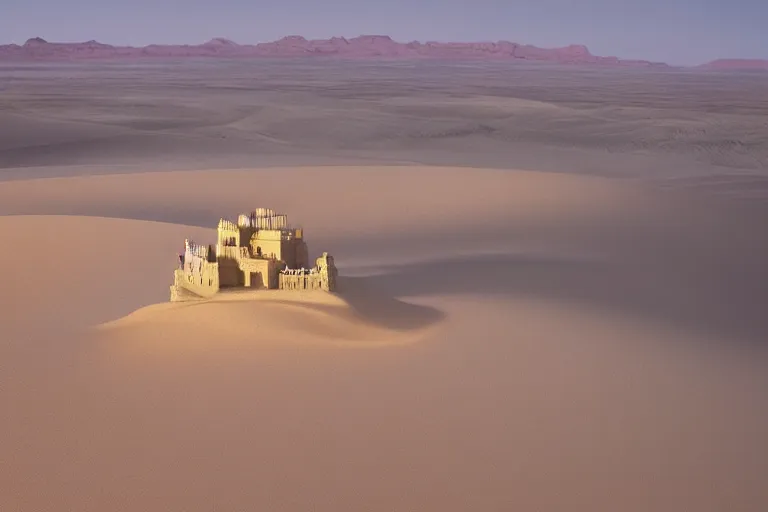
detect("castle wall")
[254,229,283,241]
[217,259,242,287]
[251,238,281,260]
[216,245,248,260]
[278,270,335,291]
[173,261,220,299]
[238,257,281,289]
[249,238,308,268]
[294,240,309,269]
[278,272,329,291]
[277,253,338,292]
[169,277,200,302]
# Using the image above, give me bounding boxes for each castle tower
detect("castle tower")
[315,252,338,291]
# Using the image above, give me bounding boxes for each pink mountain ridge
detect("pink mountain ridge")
[1,35,766,70]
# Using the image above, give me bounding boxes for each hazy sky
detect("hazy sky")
[2,0,765,65]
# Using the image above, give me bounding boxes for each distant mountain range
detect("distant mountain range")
[695,58,768,71]
[1,35,766,71]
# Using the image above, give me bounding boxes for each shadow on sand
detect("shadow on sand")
[335,276,447,331]
[94,281,448,342]
[341,253,768,346]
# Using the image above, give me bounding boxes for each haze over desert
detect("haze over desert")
[1,48,767,511]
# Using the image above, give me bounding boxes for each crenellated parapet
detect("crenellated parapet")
[237,208,289,230]
[217,218,241,249]
[184,238,210,259]
[278,252,338,291]
[218,218,237,232]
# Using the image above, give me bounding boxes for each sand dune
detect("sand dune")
[1,166,767,511]
[97,284,445,350]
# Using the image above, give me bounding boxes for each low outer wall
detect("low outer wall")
[278,272,333,291]
[171,267,220,300]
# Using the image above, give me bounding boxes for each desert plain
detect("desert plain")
[1,59,767,511]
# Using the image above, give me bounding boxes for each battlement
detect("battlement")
[278,252,338,291]
[216,245,249,260]
[237,208,289,230]
[184,239,210,259]
[217,218,238,232]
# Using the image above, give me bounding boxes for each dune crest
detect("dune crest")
[95,282,446,350]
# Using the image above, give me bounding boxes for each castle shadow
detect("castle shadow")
[343,253,768,347]
[335,276,447,331]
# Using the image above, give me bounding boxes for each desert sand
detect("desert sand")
[2,59,768,181]
[1,165,767,511]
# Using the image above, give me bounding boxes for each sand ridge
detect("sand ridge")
[95,286,446,350]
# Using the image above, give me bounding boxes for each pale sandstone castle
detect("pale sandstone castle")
[170,208,338,302]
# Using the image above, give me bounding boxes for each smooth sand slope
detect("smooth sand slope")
[1,166,767,511]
